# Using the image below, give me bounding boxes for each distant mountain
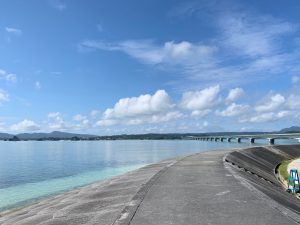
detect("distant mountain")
[0,133,13,139]
[16,131,97,140]
[280,126,300,133]
[0,128,299,141]
[0,131,97,140]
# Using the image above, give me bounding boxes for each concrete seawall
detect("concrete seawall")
[225,145,300,217]
[1,145,300,225]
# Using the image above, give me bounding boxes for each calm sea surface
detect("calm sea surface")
[0,139,297,211]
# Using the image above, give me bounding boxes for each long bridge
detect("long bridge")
[189,133,300,144]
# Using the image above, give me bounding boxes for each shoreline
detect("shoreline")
[0,146,244,217]
[0,154,185,224]
[1,145,300,224]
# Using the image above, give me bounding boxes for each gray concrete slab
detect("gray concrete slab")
[128,150,300,225]
[0,157,180,225]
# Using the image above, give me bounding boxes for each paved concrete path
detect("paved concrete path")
[126,150,299,225]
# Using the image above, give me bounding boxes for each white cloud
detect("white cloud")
[97,90,181,126]
[48,112,61,119]
[203,121,209,127]
[78,8,300,90]
[96,119,117,127]
[226,88,244,103]
[47,112,68,130]
[5,27,22,36]
[286,94,300,110]
[216,103,249,117]
[6,74,17,83]
[220,14,295,57]
[255,94,285,112]
[125,111,182,125]
[73,115,90,130]
[79,40,217,66]
[103,90,174,119]
[241,111,291,123]
[0,69,17,83]
[180,85,221,116]
[49,0,66,11]
[0,89,9,103]
[90,110,100,117]
[10,120,40,132]
[191,109,211,118]
[292,76,300,84]
[73,114,87,121]
[35,81,41,90]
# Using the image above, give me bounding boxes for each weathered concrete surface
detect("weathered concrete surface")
[128,148,300,225]
[1,145,300,225]
[0,157,180,225]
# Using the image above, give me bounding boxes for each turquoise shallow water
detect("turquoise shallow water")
[0,139,297,211]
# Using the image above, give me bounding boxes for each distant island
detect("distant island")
[0,126,299,141]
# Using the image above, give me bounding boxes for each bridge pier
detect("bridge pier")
[249,138,255,144]
[268,138,275,145]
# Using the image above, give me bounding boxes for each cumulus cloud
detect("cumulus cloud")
[240,110,291,123]
[0,89,9,103]
[5,27,22,36]
[73,114,87,121]
[96,119,117,127]
[97,90,181,126]
[47,112,68,130]
[180,85,221,117]
[10,120,40,132]
[191,109,211,118]
[216,103,249,117]
[90,110,100,117]
[255,94,285,112]
[103,90,174,119]
[0,69,17,83]
[226,88,244,103]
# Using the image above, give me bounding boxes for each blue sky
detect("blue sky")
[1,0,300,134]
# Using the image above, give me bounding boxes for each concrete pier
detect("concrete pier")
[268,138,275,144]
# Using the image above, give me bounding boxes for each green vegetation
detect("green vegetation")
[277,159,293,185]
